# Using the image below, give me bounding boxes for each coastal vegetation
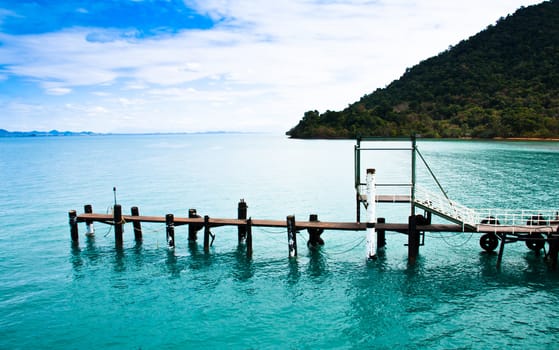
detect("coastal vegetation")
[286,0,559,139]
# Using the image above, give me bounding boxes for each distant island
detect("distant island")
[0,129,97,137]
[0,129,248,137]
[287,1,559,139]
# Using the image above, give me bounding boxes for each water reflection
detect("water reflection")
[131,243,144,268]
[187,241,213,271]
[232,246,254,282]
[165,249,181,278]
[69,234,103,278]
[286,259,300,285]
[306,248,329,279]
[112,247,125,273]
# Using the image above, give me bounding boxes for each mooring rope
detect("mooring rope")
[428,231,475,248]
[323,236,366,256]
[103,225,112,237]
[256,227,287,234]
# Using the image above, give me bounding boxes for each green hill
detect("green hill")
[286,0,559,139]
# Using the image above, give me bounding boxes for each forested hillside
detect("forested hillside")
[287,0,559,139]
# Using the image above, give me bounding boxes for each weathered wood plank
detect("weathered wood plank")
[76,213,559,234]
[77,213,366,231]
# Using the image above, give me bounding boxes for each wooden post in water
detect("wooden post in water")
[69,210,79,244]
[377,217,386,249]
[408,214,419,264]
[131,206,143,242]
[84,204,94,236]
[238,199,248,244]
[203,215,210,253]
[547,231,559,269]
[166,214,175,248]
[188,209,201,241]
[114,204,123,247]
[496,233,506,268]
[307,214,324,248]
[246,218,253,259]
[287,215,297,258]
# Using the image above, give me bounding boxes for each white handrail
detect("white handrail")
[414,186,559,228]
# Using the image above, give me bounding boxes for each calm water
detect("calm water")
[1,134,559,349]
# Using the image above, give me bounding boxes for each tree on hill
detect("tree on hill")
[286,0,559,139]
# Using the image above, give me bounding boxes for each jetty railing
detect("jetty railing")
[414,185,559,229]
[413,185,478,229]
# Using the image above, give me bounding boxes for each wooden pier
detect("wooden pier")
[68,136,559,268]
[69,200,372,259]
[68,199,559,268]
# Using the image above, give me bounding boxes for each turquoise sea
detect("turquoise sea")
[1,134,559,349]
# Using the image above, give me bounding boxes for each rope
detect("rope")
[257,227,286,235]
[103,225,112,237]
[323,236,366,256]
[427,231,475,248]
[253,227,291,243]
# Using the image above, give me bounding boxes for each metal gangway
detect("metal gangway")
[355,136,559,264]
[414,185,559,232]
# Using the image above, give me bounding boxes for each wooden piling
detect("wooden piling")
[166,214,175,248]
[377,217,386,248]
[203,215,210,253]
[84,204,94,236]
[131,206,143,242]
[238,199,248,244]
[287,215,297,258]
[307,214,325,248]
[188,209,201,241]
[547,231,559,269]
[246,218,253,259]
[408,215,419,264]
[496,233,506,268]
[114,204,123,247]
[69,210,79,243]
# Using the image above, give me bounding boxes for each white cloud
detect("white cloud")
[0,0,544,132]
[46,87,72,95]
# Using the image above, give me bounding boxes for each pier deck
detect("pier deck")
[76,213,367,231]
[75,213,558,235]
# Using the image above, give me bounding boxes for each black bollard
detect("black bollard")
[307,214,324,248]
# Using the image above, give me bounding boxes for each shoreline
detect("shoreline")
[492,137,559,142]
[287,135,559,142]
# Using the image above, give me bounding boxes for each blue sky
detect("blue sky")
[0,0,545,133]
